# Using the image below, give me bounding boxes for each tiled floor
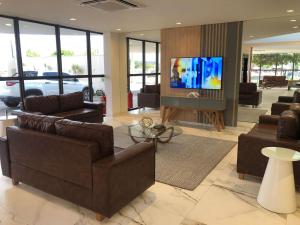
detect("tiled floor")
[0,109,299,225]
[0,88,298,224]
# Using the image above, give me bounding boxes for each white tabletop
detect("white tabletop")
[262,147,300,162]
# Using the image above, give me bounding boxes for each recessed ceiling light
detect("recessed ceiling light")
[140,33,144,36]
[249,35,255,38]
[290,19,297,22]
[116,28,122,31]
[286,9,295,13]
[5,23,12,27]
[69,18,77,21]
[176,22,182,25]
[293,26,299,29]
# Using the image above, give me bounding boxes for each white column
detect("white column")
[103,32,128,116]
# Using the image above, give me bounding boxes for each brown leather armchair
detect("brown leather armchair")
[138,84,160,109]
[239,83,262,108]
[271,90,300,115]
[237,110,300,186]
[0,114,155,219]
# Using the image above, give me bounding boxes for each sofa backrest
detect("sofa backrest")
[277,110,300,140]
[293,90,300,103]
[24,95,60,114]
[239,83,257,94]
[59,92,84,111]
[55,119,114,158]
[144,84,160,94]
[7,126,99,189]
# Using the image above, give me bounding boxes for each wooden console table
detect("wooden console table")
[161,96,226,132]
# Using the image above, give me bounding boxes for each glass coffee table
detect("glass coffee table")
[128,124,182,151]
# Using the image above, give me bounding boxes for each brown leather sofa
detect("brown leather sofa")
[239,83,262,107]
[138,84,160,109]
[259,76,288,88]
[15,92,103,123]
[271,90,300,115]
[237,110,300,186]
[0,114,155,219]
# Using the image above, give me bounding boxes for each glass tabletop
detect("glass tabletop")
[128,124,183,139]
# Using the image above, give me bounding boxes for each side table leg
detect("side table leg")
[257,158,297,213]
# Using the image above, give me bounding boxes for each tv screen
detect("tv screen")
[170,57,223,90]
[201,57,223,90]
[170,57,201,89]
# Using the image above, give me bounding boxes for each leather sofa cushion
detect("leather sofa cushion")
[239,83,257,94]
[293,90,300,103]
[277,110,300,139]
[18,114,62,134]
[55,119,114,158]
[53,108,97,120]
[59,92,84,112]
[24,95,60,114]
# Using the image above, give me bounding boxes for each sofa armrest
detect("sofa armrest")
[92,142,155,217]
[0,136,10,177]
[259,115,280,125]
[84,101,104,111]
[278,96,293,103]
[271,102,291,115]
[12,109,42,116]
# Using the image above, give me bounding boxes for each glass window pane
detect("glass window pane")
[0,18,18,77]
[129,40,143,74]
[158,75,161,84]
[91,33,104,75]
[19,21,57,78]
[145,75,156,85]
[60,28,88,75]
[145,42,156,74]
[129,76,143,109]
[63,77,90,100]
[92,77,105,103]
[0,80,20,115]
[24,79,59,97]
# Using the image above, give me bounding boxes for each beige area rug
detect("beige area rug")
[114,126,236,190]
[238,107,268,123]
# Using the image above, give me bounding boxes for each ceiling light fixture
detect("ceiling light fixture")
[249,35,255,38]
[140,33,144,36]
[286,9,295,13]
[176,22,182,25]
[5,23,12,27]
[290,19,297,22]
[69,18,77,21]
[293,26,299,29]
[116,28,122,31]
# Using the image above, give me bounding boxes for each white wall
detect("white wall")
[104,32,128,116]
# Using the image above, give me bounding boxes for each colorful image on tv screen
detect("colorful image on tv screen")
[170,57,201,89]
[201,57,223,90]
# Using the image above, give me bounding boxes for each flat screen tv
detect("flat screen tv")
[170,57,201,89]
[170,56,223,90]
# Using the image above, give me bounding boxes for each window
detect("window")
[91,33,104,75]
[19,21,58,77]
[0,16,105,117]
[0,18,18,77]
[127,38,160,110]
[60,28,88,76]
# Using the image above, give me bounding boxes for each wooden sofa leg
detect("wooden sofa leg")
[96,213,105,221]
[238,173,245,180]
[12,178,19,186]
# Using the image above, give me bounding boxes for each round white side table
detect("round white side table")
[0,116,17,137]
[257,147,300,213]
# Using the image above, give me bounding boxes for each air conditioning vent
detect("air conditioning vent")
[77,0,145,12]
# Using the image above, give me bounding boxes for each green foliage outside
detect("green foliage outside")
[252,53,300,78]
[71,64,84,75]
[52,50,75,56]
[26,49,40,57]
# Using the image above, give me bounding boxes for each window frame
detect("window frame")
[0,14,105,104]
[127,37,161,110]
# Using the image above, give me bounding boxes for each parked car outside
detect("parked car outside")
[0,71,91,107]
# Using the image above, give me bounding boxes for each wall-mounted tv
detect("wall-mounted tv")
[170,56,223,90]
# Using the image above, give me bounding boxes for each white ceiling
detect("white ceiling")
[0,0,299,33]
